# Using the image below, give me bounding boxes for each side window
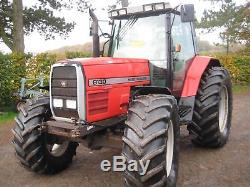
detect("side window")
[171,14,195,95]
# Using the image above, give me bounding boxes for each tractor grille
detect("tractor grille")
[51,66,79,119]
[88,91,108,115]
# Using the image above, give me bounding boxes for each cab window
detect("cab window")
[171,14,196,95]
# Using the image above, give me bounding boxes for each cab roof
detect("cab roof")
[108,2,179,19]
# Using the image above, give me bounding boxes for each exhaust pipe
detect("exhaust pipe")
[121,0,129,7]
[89,9,100,57]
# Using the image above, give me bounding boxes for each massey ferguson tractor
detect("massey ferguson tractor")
[12,2,232,187]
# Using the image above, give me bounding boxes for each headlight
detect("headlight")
[66,100,77,109]
[53,99,63,108]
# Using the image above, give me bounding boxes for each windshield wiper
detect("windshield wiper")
[116,16,138,49]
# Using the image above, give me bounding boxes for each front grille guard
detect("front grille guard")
[50,62,86,123]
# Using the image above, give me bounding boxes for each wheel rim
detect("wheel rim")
[46,141,69,157]
[166,120,174,177]
[219,86,229,133]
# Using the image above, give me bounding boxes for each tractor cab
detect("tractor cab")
[104,2,197,95]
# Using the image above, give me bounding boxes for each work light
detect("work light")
[127,6,144,14]
[154,3,165,10]
[143,4,154,12]
[111,10,119,17]
[119,8,127,15]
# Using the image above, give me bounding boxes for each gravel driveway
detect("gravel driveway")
[0,93,249,187]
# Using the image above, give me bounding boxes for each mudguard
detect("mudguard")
[179,56,220,123]
[181,56,220,97]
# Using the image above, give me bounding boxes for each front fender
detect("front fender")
[132,86,172,96]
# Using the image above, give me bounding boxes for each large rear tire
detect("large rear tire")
[12,96,78,174]
[187,66,233,148]
[122,95,180,187]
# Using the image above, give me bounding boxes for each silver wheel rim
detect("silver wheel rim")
[46,141,69,157]
[219,86,229,133]
[166,121,174,177]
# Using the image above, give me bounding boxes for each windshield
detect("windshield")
[110,14,167,65]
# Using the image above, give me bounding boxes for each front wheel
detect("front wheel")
[122,95,180,187]
[12,96,78,174]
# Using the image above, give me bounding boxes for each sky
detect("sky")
[0,0,248,53]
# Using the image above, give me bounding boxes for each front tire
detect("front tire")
[122,95,180,187]
[12,96,78,174]
[187,66,233,148]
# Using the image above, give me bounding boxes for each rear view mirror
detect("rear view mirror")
[181,4,195,22]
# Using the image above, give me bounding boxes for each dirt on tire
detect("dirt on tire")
[0,93,250,187]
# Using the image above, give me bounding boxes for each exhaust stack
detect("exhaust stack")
[89,9,100,57]
[121,0,129,7]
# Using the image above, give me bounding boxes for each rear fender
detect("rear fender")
[179,56,221,123]
[181,56,221,97]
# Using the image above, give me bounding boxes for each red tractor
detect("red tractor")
[12,2,232,187]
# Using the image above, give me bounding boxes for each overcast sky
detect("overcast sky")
[0,0,247,53]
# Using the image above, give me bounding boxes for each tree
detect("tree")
[0,0,90,53]
[197,0,249,53]
[13,0,24,53]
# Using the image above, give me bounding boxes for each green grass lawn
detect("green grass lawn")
[0,111,16,125]
[232,84,250,94]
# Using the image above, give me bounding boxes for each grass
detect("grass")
[233,84,250,94]
[0,111,16,125]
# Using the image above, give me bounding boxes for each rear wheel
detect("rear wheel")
[12,96,78,174]
[187,66,233,148]
[122,95,180,187]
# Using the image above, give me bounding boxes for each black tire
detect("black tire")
[187,66,233,148]
[122,95,180,187]
[12,96,78,174]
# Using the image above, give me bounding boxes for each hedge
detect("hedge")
[0,52,249,107]
[0,51,92,108]
[212,54,250,84]
[0,53,28,107]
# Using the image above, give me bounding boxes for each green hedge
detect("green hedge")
[0,52,249,108]
[212,54,250,83]
[66,51,91,59]
[0,51,92,108]
[26,53,57,84]
[0,52,56,108]
[0,53,27,107]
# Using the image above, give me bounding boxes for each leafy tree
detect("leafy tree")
[0,0,90,53]
[197,0,249,53]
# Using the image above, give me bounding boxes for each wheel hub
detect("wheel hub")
[46,141,69,157]
[166,120,174,177]
[219,86,229,133]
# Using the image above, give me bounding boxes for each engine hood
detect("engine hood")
[68,57,149,66]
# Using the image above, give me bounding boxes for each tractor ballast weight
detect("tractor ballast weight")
[12,2,232,187]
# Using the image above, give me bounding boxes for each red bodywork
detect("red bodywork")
[77,56,218,123]
[181,56,218,97]
[80,58,150,122]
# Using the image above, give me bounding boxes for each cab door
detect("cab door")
[171,14,197,96]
